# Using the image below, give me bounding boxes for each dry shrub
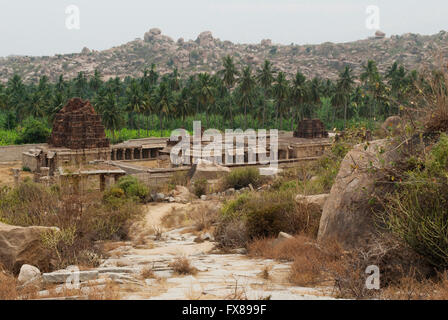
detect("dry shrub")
[188,203,219,231]
[141,266,156,279]
[324,235,431,299]
[169,257,198,276]
[86,280,121,300]
[408,64,448,133]
[224,278,248,300]
[0,268,18,300]
[161,208,187,229]
[162,203,219,231]
[215,219,248,249]
[248,235,343,287]
[0,181,143,272]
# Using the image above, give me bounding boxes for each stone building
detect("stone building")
[23,98,111,176]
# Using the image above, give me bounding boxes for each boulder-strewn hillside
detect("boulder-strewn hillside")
[2,28,448,83]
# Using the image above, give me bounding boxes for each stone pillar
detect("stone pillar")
[113,149,117,161]
[130,148,135,160]
[100,174,106,191]
[139,148,143,160]
[12,169,20,187]
[73,175,81,194]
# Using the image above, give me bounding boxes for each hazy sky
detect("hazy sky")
[0,0,447,57]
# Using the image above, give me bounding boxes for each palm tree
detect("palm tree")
[337,66,355,129]
[256,60,275,128]
[125,79,144,136]
[152,82,174,136]
[101,92,124,141]
[7,75,26,121]
[273,72,289,129]
[238,66,256,129]
[149,64,159,87]
[89,69,103,92]
[361,60,381,120]
[290,71,308,129]
[74,72,88,97]
[197,73,216,129]
[176,87,192,123]
[219,56,239,127]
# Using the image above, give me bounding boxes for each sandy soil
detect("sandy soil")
[0,161,33,187]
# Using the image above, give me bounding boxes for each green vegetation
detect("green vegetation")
[0,58,418,146]
[193,178,208,197]
[104,175,149,203]
[382,134,448,269]
[0,181,143,269]
[215,189,321,248]
[223,167,262,190]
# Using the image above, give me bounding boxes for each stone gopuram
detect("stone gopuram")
[49,98,109,149]
[23,98,111,177]
[294,119,328,139]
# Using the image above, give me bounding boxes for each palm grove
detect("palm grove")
[0,57,418,145]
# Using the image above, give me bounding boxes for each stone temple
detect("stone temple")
[23,98,113,178]
[49,98,109,149]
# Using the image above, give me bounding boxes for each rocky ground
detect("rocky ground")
[29,202,334,300]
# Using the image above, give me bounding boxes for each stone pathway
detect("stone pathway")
[97,203,335,300]
[38,202,335,300]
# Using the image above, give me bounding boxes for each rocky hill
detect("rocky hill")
[2,28,448,83]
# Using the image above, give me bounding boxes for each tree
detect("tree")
[197,73,216,128]
[153,82,174,136]
[256,60,275,128]
[220,56,239,127]
[273,72,289,129]
[101,93,124,141]
[125,79,144,136]
[238,66,256,129]
[290,70,308,129]
[89,69,103,92]
[336,66,355,129]
[17,118,50,144]
[361,60,381,120]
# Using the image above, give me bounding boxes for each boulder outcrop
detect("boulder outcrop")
[0,223,59,274]
[318,139,399,248]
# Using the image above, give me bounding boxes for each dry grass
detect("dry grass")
[169,257,198,276]
[248,236,343,288]
[224,278,248,300]
[0,269,18,300]
[162,203,219,232]
[141,266,156,279]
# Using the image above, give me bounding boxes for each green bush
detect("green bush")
[193,178,208,197]
[115,176,149,202]
[382,134,448,269]
[15,118,50,144]
[215,189,322,248]
[224,167,262,190]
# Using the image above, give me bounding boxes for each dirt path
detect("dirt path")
[97,202,334,300]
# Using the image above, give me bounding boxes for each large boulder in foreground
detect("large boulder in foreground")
[0,223,58,274]
[318,139,399,249]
